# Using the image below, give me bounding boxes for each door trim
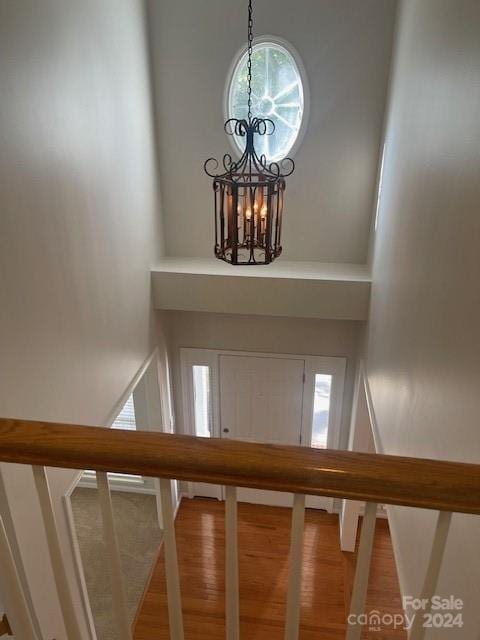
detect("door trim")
[180,348,346,510]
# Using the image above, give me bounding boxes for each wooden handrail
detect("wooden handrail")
[0,418,479,514]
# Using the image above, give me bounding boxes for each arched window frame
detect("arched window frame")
[224,35,310,162]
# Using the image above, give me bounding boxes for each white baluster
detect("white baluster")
[346,501,378,640]
[32,465,82,640]
[96,472,132,640]
[409,511,452,640]
[0,466,42,638]
[0,516,37,640]
[160,478,184,640]
[225,486,239,640]
[284,493,306,640]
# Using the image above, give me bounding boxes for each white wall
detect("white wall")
[161,310,361,451]
[0,1,164,637]
[147,0,396,264]
[366,0,480,635]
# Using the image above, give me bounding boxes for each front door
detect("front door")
[219,354,305,507]
[182,348,346,512]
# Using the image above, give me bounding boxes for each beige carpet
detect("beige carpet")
[71,487,161,640]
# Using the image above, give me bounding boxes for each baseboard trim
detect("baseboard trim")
[76,479,159,496]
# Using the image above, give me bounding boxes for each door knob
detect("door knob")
[223,428,230,433]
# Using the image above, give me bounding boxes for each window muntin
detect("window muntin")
[227,39,305,162]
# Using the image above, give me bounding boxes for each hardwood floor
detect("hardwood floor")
[134,498,406,640]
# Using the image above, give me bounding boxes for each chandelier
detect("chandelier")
[204,0,295,265]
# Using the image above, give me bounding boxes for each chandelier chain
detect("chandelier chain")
[247,0,253,122]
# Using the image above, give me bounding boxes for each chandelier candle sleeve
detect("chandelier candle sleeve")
[204,0,295,265]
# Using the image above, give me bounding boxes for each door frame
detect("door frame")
[180,348,346,510]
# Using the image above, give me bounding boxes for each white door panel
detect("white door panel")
[220,355,304,507]
[220,355,304,444]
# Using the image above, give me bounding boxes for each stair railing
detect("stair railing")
[1,418,479,640]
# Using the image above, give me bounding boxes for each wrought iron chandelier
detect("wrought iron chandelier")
[204,0,295,265]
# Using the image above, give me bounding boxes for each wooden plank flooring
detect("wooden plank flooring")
[134,498,406,640]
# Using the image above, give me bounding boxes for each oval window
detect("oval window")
[227,39,306,162]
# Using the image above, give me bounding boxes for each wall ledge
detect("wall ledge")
[151,258,371,321]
